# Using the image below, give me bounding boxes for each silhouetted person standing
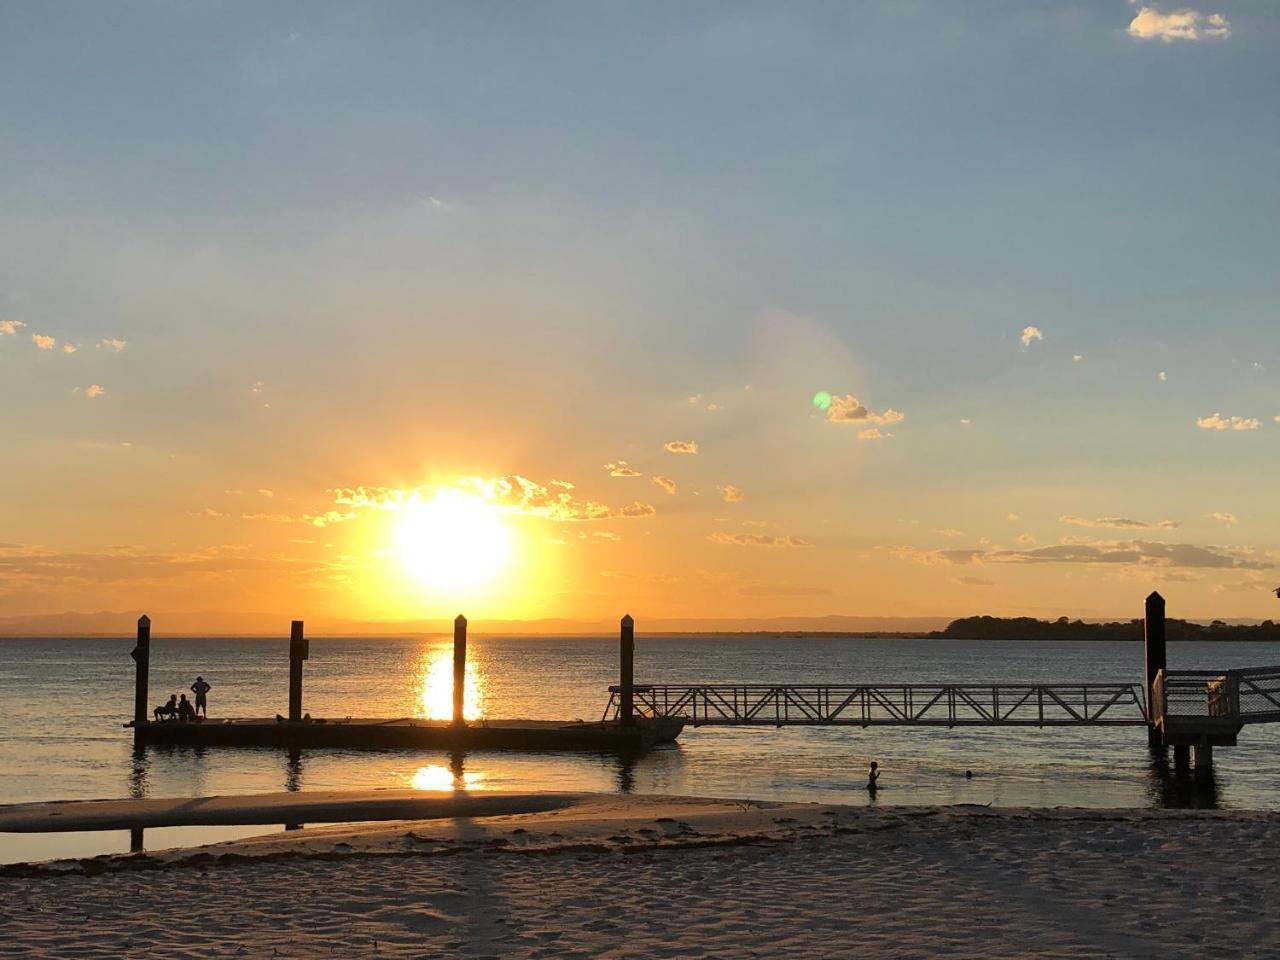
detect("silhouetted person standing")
[190,676,211,718]
[867,760,881,793]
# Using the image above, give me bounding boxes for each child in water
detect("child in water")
[867,760,880,792]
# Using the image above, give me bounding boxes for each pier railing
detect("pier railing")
[1153,666,1280,730]
[603,683,1148,727]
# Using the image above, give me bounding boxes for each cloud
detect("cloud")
[895,539,1267,570]
[0,320,26,336]
[1128,5,1230,41]
[85,384,106,399]
[709,532,811,548]
[664,440,699,454]
[1158,371,1168,382]
[687,394,703,405]
[954,576,995,587]
[1059,515,1179,529]
[32,334,56,350]
[738,584,833,597]
[825,395,904,427]
[651,475,677,495]
[1072,354,1083,363]
[1020,325,1044,348]
[1197,413,1260,431]
[959,418,972,425]
[257,489,275,498]
[61,343,77,354]
[933,528,965,538]
[1205,511,1238,526]
[98,338,127,352]
[242,512,295,523]
[857,427,892,441]
[605,461,641,478]
[720,484,745,503]
[592,531,621,542]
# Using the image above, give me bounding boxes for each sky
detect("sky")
[2,1,1279,628]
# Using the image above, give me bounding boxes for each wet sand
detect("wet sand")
[2,792,1277,958]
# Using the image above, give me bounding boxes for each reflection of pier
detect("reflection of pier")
[603,593,1280,773]
[127,613,682,754]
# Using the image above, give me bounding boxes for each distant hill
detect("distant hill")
[934,616,1280,642]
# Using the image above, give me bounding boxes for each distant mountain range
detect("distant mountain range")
[0,610,1274,638]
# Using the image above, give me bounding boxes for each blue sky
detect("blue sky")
[2,1,1278,624]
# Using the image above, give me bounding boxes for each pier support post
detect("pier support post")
[1173,744,1191,775]
[620,614,635,727]
[1144,592,1166,750]
[131,615,151,736]
[452,615,467,727]
[288,620,308,721]
[130,827,144,853]
[1194,741,1214,771]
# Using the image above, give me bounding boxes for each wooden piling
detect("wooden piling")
[453,614,467,727]
[131,615,151,733]
[288,620,308,722]
[620,614,635,727]
[1144,592,1166,749]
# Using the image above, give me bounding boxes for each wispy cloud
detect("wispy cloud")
[826,395,904,427]
[1059,515,1179,529]
[858,427,892,441]
[85,384,106,399]
[98,338,127,352]
[709,532,810,548]
[664,440,699,454]
[933,528,966,538]
[32,334,56,350]
[1158,371,1168,382]
[651,475,677,495]
[257,489,275,498]
[0,320,26,336]
[1127,5,1230,41]
[719,484,745,503]
[1205,511,1238,526]
[1197,413,1260,431]
[898,539,1267,571]
[1020,325,1044,348]
[605,461,641,478]
[954,575,995,587]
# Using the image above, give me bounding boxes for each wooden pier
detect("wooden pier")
[128,613,683,754]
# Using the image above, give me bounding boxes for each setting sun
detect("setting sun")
[396,490,511,592]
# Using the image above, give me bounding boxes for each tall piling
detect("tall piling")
[1144,591,1166,749]
[131,615,151,734]
[619,614,635,727]
[452,614,467,727]
[288,620,308,721]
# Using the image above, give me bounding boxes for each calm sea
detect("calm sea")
[3,635,1280,860]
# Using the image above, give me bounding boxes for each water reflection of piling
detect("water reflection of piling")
[1147,749,1221,809]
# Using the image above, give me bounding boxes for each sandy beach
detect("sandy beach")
[2,792,1278,959]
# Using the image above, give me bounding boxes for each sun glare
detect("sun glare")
[397,490,511,591]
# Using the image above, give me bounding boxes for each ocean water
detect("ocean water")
[3,635,1280,825]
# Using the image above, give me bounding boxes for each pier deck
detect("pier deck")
[131,716,684,752]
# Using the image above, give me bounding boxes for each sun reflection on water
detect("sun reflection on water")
[409,763,485,792]
[414,644,485,721]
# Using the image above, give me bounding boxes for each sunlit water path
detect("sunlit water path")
[4,636,1280,821]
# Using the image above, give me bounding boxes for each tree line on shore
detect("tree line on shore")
[932,616,1280,642]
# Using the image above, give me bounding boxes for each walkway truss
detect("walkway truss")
[603,683,1149,727]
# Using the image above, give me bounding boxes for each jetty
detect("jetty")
[127,613,682,753]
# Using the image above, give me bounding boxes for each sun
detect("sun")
[396,490,511,591]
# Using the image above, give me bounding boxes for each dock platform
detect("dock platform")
[130,716,684,752]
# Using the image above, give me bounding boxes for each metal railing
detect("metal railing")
[603,683,1148,727]
[1153,666,1280,728]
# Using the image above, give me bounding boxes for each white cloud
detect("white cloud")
[857,427,892,441]
[826,395,904,427]
[709,532,810,548]
[1205,511,1238,526]
[0,320,26,336]
[1072,354,1083,363]
[664,440,699,454]
[32,334,56,350]
[959,418,972,425]
[257,489,275,498]
[720,484,745,503]
[687,394,703,405]
[651,475,677,495]
[605,461,642,478]
[98,338,127,352]
[1197,413,1260,431]
[1128,5,1230,41]
[1158,371,1168,382]
[1020,325,1044,348]
[85,384,106,399]
[1059,515,1179,529]
[61,343,77,354]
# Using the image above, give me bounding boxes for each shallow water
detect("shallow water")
[2,635,1278,829]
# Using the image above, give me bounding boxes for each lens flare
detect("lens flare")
[812,391,832,411]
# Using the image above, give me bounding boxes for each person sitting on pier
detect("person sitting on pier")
[190,676,211,719]
[177,693,195,723]
[153,694,178,722]
[867,760,881,793]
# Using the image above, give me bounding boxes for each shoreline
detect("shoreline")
[3,791,1278,957]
